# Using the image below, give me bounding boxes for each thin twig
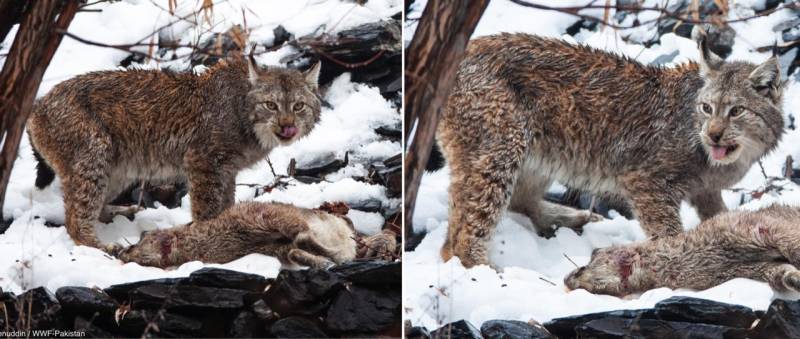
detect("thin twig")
[539,276,557,286]
[563,253,580,268]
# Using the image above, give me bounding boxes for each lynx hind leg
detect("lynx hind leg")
[440,119,530,267]
[538,200,603,235]
[508,172,601,238]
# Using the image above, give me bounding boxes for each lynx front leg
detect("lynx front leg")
[185,153,236,221]
[62,142,115,251]
[689,190,727,221]
[622,176,683,238]
[441,134,528,267]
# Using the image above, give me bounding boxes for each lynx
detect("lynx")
[118,202,358,269]
[438,28,784,267]
[565,204,800,296]
[27,56,321,252]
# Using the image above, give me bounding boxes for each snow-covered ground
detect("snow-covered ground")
[404,0,800,330]
[0,0,401,294]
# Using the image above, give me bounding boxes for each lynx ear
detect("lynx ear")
[749,56,781,99]
[692,25,722,75]
[304,62,321,90]
[247,53,260,86]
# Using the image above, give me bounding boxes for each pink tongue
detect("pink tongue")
[280,126,298,138]
[711,146,728,160]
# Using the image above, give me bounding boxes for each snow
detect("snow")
[404,0,800,331]
[0,0,400,294]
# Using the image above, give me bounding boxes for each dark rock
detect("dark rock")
[291,153,349,178]
[128,283,250,310]
[227,310,259,338]
[74,316,116,338]
[349,198,383,213]
[191,25,247,67]
[263,268,342,316]
[273,25,293,47]
[544,309,655,338]
[749,299,800,338]
[16,287,64,330]
[784,28,800,43]
[384,153,402,168]
[104,278,182,302]
[431,320,482,339]
[325,286,400,334]
[405,324,431,339]
[116,309,204,337]
[576,317,746,339]
[654,296,757,329]
[368,161,401,198]
[271,316,329,338]
[565,19,598,36]
[189,267,269,292]
[375,124,401,140]
[331,260,401,286]
[56,286,118,315]
[481,319,555,339]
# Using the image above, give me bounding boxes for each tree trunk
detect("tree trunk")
[403,0,489,242]
[0,0,79,220]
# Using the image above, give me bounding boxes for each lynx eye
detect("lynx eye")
[263,101,278,110]
[729,106,746,117]
[293,102,305,111]
[699,103,713,115]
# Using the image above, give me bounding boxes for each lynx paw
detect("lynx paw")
[358,230,398,260]
[783,270,800,292]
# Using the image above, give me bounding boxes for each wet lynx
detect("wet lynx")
[28,57,321,252]
[439,28,784,267]
[565,205,800,296]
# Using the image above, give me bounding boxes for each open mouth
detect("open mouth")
[275,125,298,141]
[709,143,739,161]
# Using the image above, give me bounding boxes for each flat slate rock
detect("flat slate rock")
[271,316,329,338]
[325,285,400,334]
[56,286,118,315]
[128,284,249,310]
[431,320,483,339]
[331,259,400,286]
[188,267,269,292]
[576,317,746,339]
[654,296,757,329]
[104,277,182,302]
[116,309,205,337]
[481,319,555,339]
[544,309,655,338]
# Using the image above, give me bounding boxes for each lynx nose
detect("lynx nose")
[708,130,723,143]
[279,125,298,139]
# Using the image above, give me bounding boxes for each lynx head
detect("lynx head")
[564,247,642,297]
[692,26,784,166]
[245,58,321,148]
